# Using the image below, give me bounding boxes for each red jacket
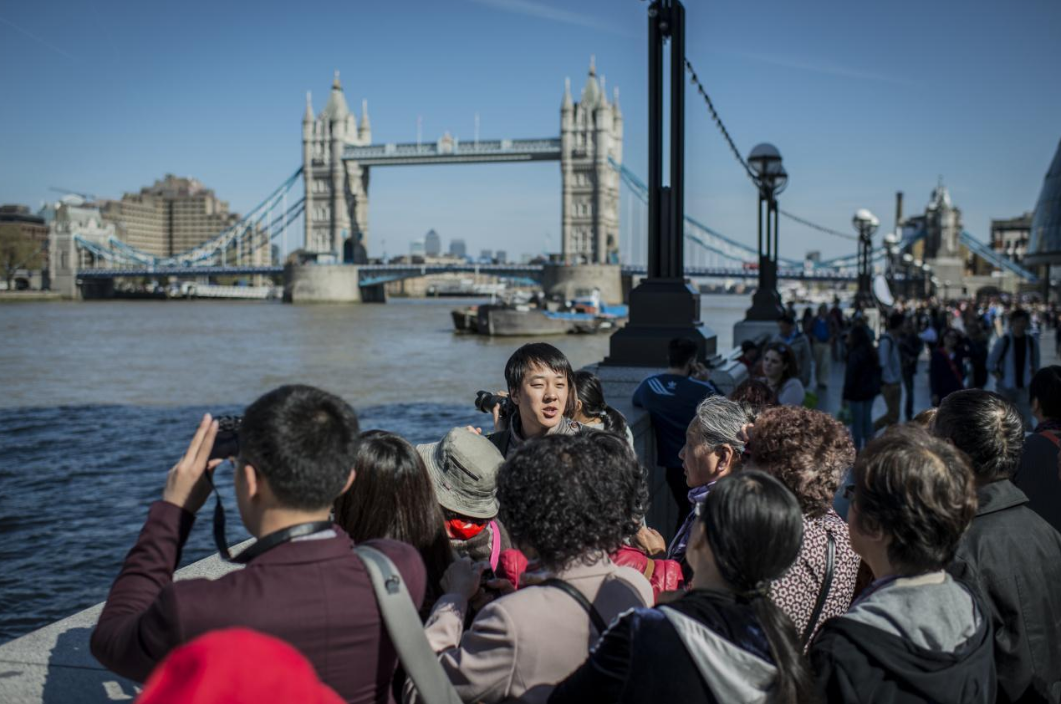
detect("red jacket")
[90,501,425,703]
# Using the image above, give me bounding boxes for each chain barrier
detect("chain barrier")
[683,57,859,243]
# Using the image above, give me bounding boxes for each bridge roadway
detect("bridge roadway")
[343,138,562,166]
[76,263,861,283]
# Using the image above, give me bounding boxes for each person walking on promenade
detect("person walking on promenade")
[412,433,652,704]
[549,471,816,704]
[988,308,1039,428]
[809,426,995,704]
[843,324,882,451]
[830,297,847,361]
[748,406,860,645]
[811,304,834,390]
[899,316,923,421]
[666,396,747,581]
[873,312,903,432]
[966,317,991,389]
[633,337,721,530]
[773,314,813,389]
[1015,366,1061,533]
[90,385,426,703]
[759,342,807,407]
[929,328,966,406]
[935,390,1061,703]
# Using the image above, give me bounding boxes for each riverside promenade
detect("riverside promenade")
[0,334,1056,703]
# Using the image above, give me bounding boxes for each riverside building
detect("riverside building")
[101,175,269,264]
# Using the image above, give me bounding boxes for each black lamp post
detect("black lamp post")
[853,208,879,308]
[606,0,716,365]
[744,143,789,321]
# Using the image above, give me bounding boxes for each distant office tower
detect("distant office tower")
[449,238,467,258]
[410,238,426,257]
[100,174,268,263]
[495,250,508,264]
[480,249,493,262]
[424,229,441,256]
[0,205,49,271]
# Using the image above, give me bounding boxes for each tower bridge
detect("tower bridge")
[303,58,621,265]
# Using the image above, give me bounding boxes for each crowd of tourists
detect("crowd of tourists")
[90,322,1061,703]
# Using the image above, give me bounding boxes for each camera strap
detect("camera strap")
[205,470,331,564]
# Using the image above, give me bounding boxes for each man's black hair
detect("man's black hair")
[741,340,759,354]
[934,389,1024,483]
[668,337,699,368]
[239,384,360,510]
[503,342,574,397]
[778,314,796,326]
[1030,366,1061,420]
[888,311,905,330]
[1010,308,1031,322]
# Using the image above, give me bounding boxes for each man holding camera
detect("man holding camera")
[90,385,426,703]
[484,342,581,458]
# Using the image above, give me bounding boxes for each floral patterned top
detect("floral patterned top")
[769,509,861,646]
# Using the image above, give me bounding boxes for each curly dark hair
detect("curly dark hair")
[853,425,977,573]
[496,432,647,571]
[749,405,855,518]
[729,378,777,417]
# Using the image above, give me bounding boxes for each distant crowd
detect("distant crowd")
[88,307,1061,703]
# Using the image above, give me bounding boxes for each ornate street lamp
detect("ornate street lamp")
[745,143,789,320]
[852,208,879,307]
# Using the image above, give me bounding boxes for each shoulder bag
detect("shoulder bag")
[801,532,836,647]
[537,578,608,633]
[354,545,463,704]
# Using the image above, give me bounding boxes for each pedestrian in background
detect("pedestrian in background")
[843,324,882,451]
[929,328,966,406]
[873,312,903,432]
[811,304,834,390]
[988,308,1039,428]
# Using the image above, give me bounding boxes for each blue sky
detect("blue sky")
[1,0,1058,262]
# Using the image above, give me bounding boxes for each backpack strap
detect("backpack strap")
[488,520,501,572]
[537,578,608,634]
[353,546,462,704]
[801,532,836,647]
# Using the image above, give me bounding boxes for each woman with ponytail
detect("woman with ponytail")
[549,471,817,704]
[573,370,634,447]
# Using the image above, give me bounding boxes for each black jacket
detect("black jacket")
[549,589,779,704]
[810,609,995,704]
[929,347,966,402]
[843,346,881,402]
[948,480,1061,704]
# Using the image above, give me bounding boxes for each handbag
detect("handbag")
[354,545,462,704]
[801,532,836,647]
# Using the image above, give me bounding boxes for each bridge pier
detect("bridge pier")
[541,263,622,305]
[283,263,365,303]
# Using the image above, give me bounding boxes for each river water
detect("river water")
[0,294,748,642]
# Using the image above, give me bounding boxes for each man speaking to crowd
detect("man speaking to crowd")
[90,385,425,704]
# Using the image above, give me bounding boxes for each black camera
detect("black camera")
[209,415,242,461]
[474,390,514,419]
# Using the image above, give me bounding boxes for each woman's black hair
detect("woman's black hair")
[847,324,881,370]
[573,370,629,438]
[333,431,453,604]
[699,471,815,704]
[763,341,799,383]
[497,433,646,571]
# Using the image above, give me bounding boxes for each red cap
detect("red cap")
[138,628,345,704]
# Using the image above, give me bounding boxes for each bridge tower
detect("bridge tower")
[560,57,623,264]
[302,72,370,262]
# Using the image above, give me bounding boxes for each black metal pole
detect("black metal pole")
[647,3,663,279]
[667,0,685,279]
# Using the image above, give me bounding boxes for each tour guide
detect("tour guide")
[90,385,425,704]
[488,342,581,458]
